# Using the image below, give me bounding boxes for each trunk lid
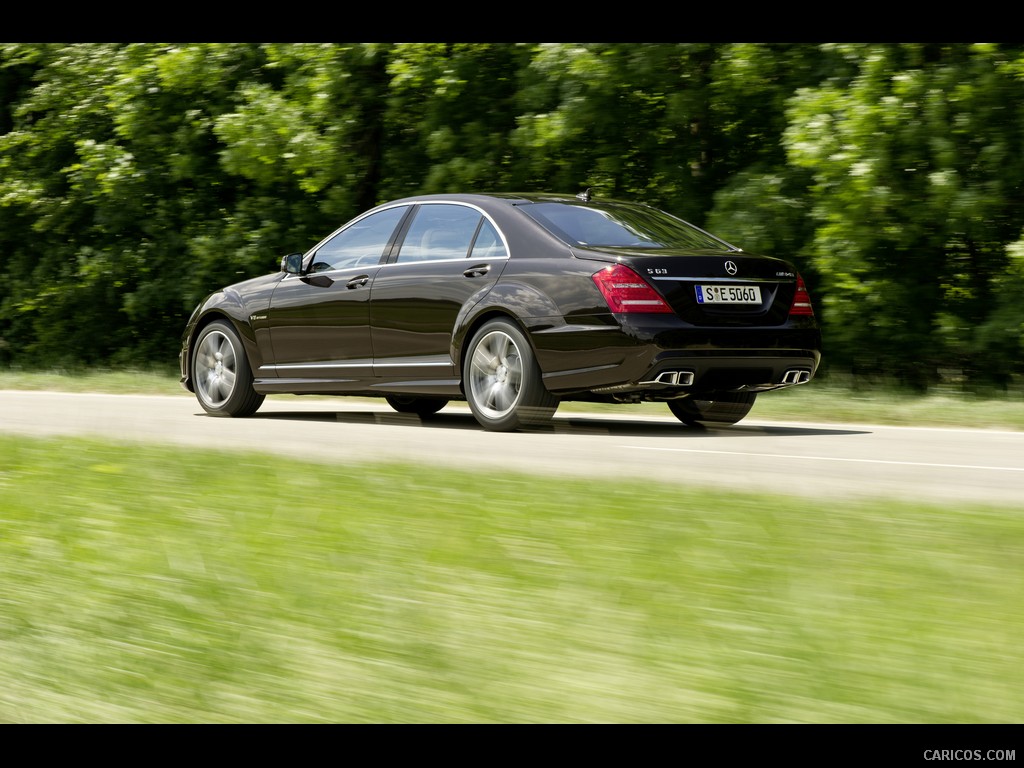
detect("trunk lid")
[576,247,801,326]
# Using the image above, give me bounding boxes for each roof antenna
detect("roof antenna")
[576,187,592,202]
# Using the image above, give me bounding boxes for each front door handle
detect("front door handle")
[346,275,370,289]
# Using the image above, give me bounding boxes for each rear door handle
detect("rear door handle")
[463,264,490,278]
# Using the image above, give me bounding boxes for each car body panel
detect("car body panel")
[263,267,379,380]
[369,257,508,380]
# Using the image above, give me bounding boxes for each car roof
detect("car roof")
[377,191,643,209]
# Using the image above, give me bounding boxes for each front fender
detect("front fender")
[181,276,279,388]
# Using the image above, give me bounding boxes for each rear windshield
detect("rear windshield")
[520,201,735,251]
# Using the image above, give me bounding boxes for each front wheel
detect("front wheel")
[463,318,558,432]
[668,391,756,426]
[192,320,265,417]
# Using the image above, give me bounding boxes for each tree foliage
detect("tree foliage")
[786,43,1024,388]
[1,42,1022,391]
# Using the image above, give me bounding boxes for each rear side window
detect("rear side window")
[397,204,481,263]
[470,220,507,259]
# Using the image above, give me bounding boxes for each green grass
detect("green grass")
[0,367,184,396]
[733,381,1024,431]
[1,433,1022,723]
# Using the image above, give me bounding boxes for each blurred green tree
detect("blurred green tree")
[785,43,1024,390]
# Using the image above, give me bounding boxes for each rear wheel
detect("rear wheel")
[463,318,558,432]
[192,320,265,417]
[668,391,756,426]
[384,395,448,416]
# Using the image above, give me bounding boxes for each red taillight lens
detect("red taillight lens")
[592,264,673,313]
[789,274,815,317]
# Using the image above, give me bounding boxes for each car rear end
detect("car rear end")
[581,250,821,400]
[509,195,821,402]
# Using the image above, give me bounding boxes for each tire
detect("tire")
[463,318,558,432]
[668,391,756,426]
[192,320,265,417]
[385,395,449,416]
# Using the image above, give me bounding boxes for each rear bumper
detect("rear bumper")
[630,350,820,394]
[532,319,822,397]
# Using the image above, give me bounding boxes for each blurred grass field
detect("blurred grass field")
[1,431,1022,723]
[1,369,1023,722]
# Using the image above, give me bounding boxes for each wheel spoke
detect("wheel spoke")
[215,372,234,403]
[506,355,522,383]
[472,347,498,375]
[493,381,514,411]
[490,335,507,364]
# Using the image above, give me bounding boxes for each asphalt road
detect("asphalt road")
[2,389,1023,506]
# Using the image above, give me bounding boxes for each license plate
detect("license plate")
[696,284,762,305]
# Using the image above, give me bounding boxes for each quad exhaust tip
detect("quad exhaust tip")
[645,370,695,387]
[641,369,808,387]
[781,369,811,385]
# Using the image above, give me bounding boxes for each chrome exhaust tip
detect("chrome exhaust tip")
[643,370,695,387]
[781,369,811,385]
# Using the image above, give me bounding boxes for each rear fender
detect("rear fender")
[450,280,564,362]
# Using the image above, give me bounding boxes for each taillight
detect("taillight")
[789,274,815,317]
[592,264,673,313]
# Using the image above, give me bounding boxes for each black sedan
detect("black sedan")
[180,190,822,431]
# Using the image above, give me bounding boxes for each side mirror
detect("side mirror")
[281,252,304,274]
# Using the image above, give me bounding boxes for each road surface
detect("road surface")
[1,389,1022,506]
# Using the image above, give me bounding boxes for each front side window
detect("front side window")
[310,206,409,272]
[396,204,482,263]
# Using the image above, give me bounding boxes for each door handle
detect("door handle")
[463,264,490,278]
[346,275,370,289]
